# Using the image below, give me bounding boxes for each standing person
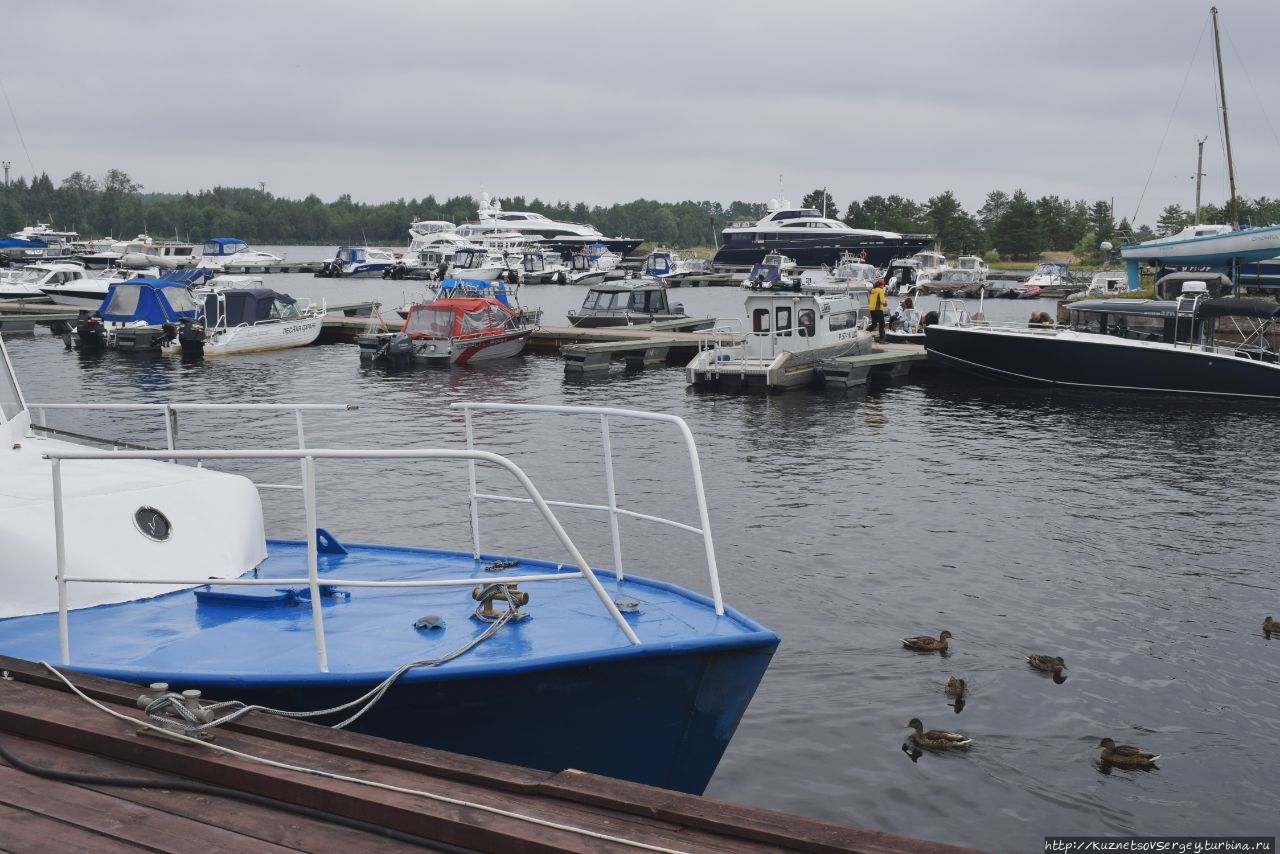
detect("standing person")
[870,278,888,343]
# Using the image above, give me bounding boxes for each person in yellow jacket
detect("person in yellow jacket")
[869,278,888,342]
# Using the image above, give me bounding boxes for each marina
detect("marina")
[2,256,1278,851]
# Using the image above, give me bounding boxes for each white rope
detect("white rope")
[38,662,694,854]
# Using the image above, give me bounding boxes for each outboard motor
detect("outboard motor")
[373,331,414,367]
[75,313,108,352]
[178,318,206,358]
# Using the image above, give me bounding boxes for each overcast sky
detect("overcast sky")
[3,0,1277,228]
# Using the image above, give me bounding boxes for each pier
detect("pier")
[0,655,983,854]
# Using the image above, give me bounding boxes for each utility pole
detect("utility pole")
[1192,137,1207,225]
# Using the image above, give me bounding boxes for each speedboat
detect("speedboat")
[316,246,398,278]
[743,253,799,290]
[909,250,950,287]
[1011,261,1071,298]
[712,198,934,269]
[1,262,90,301]
[567,281,713,329]
[196,238,285,270]
[454,193,642,259]
[0,335,778,794]
[923,278,1280,399]
[165,285,325,358]
[686,284,875,391]
[565,250,610,286]
[42,266,162,309]
[358,279,535,366]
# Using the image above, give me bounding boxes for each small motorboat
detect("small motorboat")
[196,238,285,270]
[165,284,325,358]
[315,246,397,278]
[75,278,201,352]
[567,280,713,329]
[358,279,535,367]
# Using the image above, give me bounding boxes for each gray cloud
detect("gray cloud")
[4,0,1277,227]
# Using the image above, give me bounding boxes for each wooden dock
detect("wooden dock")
[532,322,729,374]
[0,655,984,854]
[218,261,326,274]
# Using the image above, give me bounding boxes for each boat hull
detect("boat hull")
[713,235,934,270]
[568,313,714,330]
[688,334,875,391]
[924,324,1280,399]
[1120,225,1280,265]
[414,328,532,366]
[162,316,325,357]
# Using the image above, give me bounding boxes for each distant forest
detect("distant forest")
[3,168,1279,263]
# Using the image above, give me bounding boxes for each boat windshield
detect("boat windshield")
[582,291,629,310]
[0,339,23,421]
[405,306,456,337]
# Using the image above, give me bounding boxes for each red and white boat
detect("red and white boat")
[359,282,535,366]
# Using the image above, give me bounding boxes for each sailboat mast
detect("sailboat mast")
[1194,137,1206,226]
[1211,6,1238,229]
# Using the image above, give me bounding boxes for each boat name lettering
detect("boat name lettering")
[284,324,308,334]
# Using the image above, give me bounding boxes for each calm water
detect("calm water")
[6,251,1279,852]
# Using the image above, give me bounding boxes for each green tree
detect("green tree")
[991,190,1040,260]
[1089,200,1116,243]
[977,191,1010,230]
[801,189,838,218]
[1156,204,1189,236]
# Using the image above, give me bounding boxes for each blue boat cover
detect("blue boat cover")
[98,278,201,324]
[438,278,512,307]
[204,288,296,327]
[160,268,212,286]
[0,237,47,248]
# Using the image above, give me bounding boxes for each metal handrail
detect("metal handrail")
[43,446,643,670]
[453,402,725,616]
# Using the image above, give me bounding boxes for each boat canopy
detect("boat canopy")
[0,238,46,249]
[203,288,299,327]
[98,279,200,324]
[1197,298,1280,320]
[1068,299,1177,318]
[202,237,249,256]
[403,298,516,339]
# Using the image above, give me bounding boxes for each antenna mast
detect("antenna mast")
[1211,7,1238,229]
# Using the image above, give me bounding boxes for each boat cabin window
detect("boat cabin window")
[828,310,858,331]
[775,306,792,336]
[0,342,23,421]
[405,306,455,338]
[629,290,663,312]
[798,308,816,337]
[752,308,771,333]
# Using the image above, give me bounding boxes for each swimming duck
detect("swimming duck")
[904,718,972,749]
[944,676,968,697]
[1095,738,1159,766]
[902,630,952,652]
[1265,616,1276,638]
[1027,655,1067,674]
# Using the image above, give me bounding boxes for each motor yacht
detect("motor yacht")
[454,193,641,259]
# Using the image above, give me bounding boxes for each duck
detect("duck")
[944,676,968,697]
[1027,654,1067,674]
[902,630,952,652]
[1095,737,1159,766]
[904,718,972,749]
[1265,616,1276,638]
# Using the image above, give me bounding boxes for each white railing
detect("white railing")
[44,444,645,670]
[454,403,724,617]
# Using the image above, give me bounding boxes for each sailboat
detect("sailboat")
[1119,7,1280,288]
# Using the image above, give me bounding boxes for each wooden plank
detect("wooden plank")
[1,738,428,854]
[0,803,147,854]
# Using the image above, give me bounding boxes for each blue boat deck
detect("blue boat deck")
[0,539,774,685]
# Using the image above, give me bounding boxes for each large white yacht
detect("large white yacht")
[453,193,642,259]
[712,199,933,270]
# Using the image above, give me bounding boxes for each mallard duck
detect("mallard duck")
[1265,616,1276,638]
[1027,654,1067,674]
[902,630,952,652]
[1095,737,1159,766]
[944,676,968,697]
[904,718,971,749]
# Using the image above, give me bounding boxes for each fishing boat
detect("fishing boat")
[0,336,778,794]
[566,280,713,329]
[196,237,285,270]
[519,248,570,284]
[923,278,1280,399]
[165,285,325,357]
[120,241,201,270]
[686,282,875,391]
[357,279,535,366]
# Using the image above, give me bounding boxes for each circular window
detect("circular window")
[134,507,172,542]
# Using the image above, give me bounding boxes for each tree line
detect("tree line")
[2,169,1278,264]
